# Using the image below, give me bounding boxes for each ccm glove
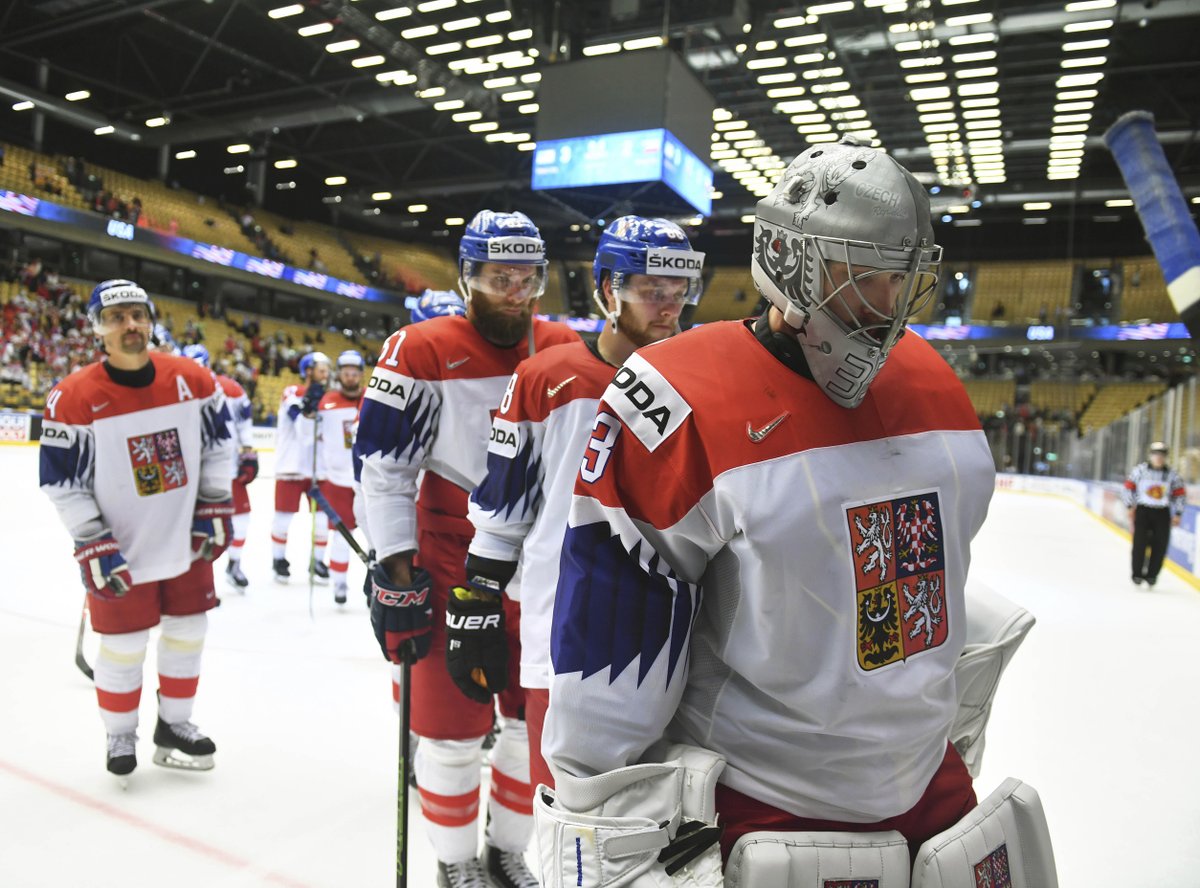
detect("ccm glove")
[235,451,259,485]
[300,381,325,416]
[191,500,235,561]
[370,564,433,665]
[74,533,133,600]
[446,585,507,704]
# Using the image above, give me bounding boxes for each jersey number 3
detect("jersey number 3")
[580,412,620,483]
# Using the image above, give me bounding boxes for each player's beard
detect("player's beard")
[471,296,533,347]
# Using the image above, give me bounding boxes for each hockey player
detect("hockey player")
[535,140,1056,885]
[355,210,578,887]
[317,349,366,604]
[272,350,331,584]
[40,279,233,779]
[182,344,257,590]
[1124,441,1186,586]
[461,216,704,796]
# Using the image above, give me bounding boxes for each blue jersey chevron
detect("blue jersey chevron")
[354,387,438,466]
[470,436,543,522]
[552,520,697,688]
[201,397,232,450]
[39,428,94,489]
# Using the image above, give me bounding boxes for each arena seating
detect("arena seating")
[341,231,458,294]
[969,259,1074,324]
[1078,381,1167,434]
[961,379,1016,419]
[1118,257,1176,322]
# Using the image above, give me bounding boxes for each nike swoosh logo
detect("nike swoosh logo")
[446,357,471,369]
[747,411,789,443]
[92,402,110,413]
[546,375,577,398]
[323,402,336,409]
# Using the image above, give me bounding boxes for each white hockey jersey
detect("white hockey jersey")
[275,383,319,479]
[544,320,996,824]
[217,373,254,452]
[39,353,234,584]
[468,339,616,688]
[317,389,363,488]
[355,314,578,559]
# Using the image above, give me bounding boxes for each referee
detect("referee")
[1123,441,1187,587]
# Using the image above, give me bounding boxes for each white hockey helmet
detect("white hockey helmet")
[751,137,941,408]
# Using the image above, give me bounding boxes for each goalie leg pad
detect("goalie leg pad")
[535,744,725,887]
[911,778,1057,888]
[724,830,911,888]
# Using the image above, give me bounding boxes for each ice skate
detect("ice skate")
[152,717,215,771]
[311,560,330,584]
[106,731,137,787]
[272,557,290,584]
[333,580,348,605]
[226,560,249,590]
[484,845,539,888]
[1132,575,1143,585]
[437,858,489,888]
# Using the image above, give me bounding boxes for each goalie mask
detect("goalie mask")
[458,210,548,305]
[592,215,705,328]
[751,137,941,409]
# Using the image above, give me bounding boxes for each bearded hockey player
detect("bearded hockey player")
[536,139,1058,887]
[272,350,331,584]
[182,344,257,590]
[40,280,233,781]
[355,211,577,887]
[316,349,366,604]
[461,216,703,797]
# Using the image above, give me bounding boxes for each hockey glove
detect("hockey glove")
[74,533,133,600]
[300,381,325,416]
[235,450,259,485]
[370,564,433,665]
[446,585,507,704]
[191,500,235,562]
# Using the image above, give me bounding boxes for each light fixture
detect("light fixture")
[623,36,664,50]
[1061,56,1106,68]
[65,90,90,101]
[353,55,386,67]
[957,66,998,79]
[1105,199,1133,207]
[1063,19,1113,32]
[227,143,252,154]
[145,116,169,127]
[951,50,996,63]
[298,22,333,36]
[758,73,797,84]
[1063,38,1110,52]
[469,121,499,132]
[93,125,114,135]
[325,39,360,53]
[808,2,854,14]
[453,110,483,121]
[444,16,481,30]
[426,42,462,55]
[446,217,465,225]
[945,12,993,26]
[325,176,347,185]
[783,33,827,46]
[1023,217,1048,225]
[12,101,34,111]
[417,0,456,11]
[1023,201,1052,211]
[408,203,428,212]
[466,34,503,48]
[508,29,533,40]
[372,191,392,201]
[948,33,995,45]
[375,7,412,21]
[401,25,438,39]
[434,99,465,110]
[175,149,197,159]
[909,86,952,100]
[1065,0,1115,10]
[274,159,298,169]
[501,89,535,102]
[485,10,512,22]
[268,4,304,18]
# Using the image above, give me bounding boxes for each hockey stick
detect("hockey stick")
[309,486,372,567]
[308,409,320,619]
[75,594,93,681]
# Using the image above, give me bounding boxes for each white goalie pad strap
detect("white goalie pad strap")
[724,830,911,888]
[952,583,1036,777]
[536,744,725,888]
[912,778,1057,888]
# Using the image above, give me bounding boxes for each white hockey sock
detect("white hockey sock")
[486,717,533,853]
[157,614,206,724]
[271,511,293,560]
[329,532,350,584]
[415,736,486,864]
[95,629,150,735]
[229,513,251,564]
[314,510,328,562]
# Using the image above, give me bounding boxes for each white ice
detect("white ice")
[1,444,1198,886]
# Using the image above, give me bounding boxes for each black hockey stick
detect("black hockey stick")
[75,595,94,681]
[309,485,411,885]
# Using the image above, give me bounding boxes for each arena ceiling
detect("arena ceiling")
[1,0,1198,264]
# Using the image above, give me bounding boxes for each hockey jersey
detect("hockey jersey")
[317,389,363,488]
[275,383,319,478]
[544,320,996,824]
[39,353,233,584]
[468,340,617,688]
[355,314,578,560]
[217,374,254,452]
[1123,462,1186,514]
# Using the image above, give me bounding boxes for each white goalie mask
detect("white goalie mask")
[751,137,942,408]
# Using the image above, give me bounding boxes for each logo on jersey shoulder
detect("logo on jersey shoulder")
[487,417,520,460]
[127,428,188,496]
[846,491,947,673]
[365,367,413,409]
[40,421,73,448]
[973,843,1011,888]
[603,352,690,453]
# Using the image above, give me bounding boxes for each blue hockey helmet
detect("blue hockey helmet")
[337,349,365,369]
[457,210,547,304]
[410,289,466,324]
[592,217,705,321]
[298,351,331,378]
[151,323,178,353]
[182,343,210,367]
[88,279,156,331]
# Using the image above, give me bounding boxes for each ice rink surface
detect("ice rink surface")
[2,443,1198,886]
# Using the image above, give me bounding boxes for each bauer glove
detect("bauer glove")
[74,533,133,600]
[446,584,507,704]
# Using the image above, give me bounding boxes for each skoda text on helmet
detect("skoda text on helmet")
[410,289,467,324]
[592,216,705,327]
[88,279,156,334]
[337,349,365,369]
[457,210,548,306]
[182,343,211,368]
[298,351,331,378]
[750,136,942,409]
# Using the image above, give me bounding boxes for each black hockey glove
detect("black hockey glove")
[235,450,259,485]
[369,563,433,665]
[446,585,507,704]
[300,381,325,416]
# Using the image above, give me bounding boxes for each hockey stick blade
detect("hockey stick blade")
[75,604,94,681]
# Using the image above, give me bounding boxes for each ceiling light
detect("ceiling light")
[224,165,245,175]
[274,159,298,169]
[434,99,465,110]
[466,34,502,48]
[962,108,999,119]
[756,40,778,51]
[268,4,304,18]
[1105,199,1133,207]
[417,0,455,11]
[376,7,412,21]
[1063,19,1112,32]
[582,42,621,55]
[12,101,34,111]
[945,12,993,25]
[758,72,797,84]
[792,113,827,124]
[900,57,943,68]
[1057,89,1098,100]
[624,36,664,50]
[1054,113,1092,124]
[747,57,787,69]
[1065,0,1115,10]
[905,72,947,83]
[957,81,998,95]
[1054,101,1094,112]
[446,217,465,225]
[485,10,511,22]
[444,16,480,30]
[298,22,333,36]
[517,142,535,152]
[808,1,853,13]
[1023,217,1048,225]
[484,76,516,88]
[453,110,482,122]
[793,51,826,64]
[715,120,747,131]
[957,66,998,78]
[776,99,819,113]
[175,149,196,159]
[909,86,952,100]
[376,70,417,85]
[917,101,954,112]
[469,121,499,132]
[93,125,114,135]
[401,25,438,39]
[325,39,360,52]
[508,28,533,40]
[145,116,169,127]
[774,14,807,28]
[426,42,462,55]
[517,103,539,114]
[501,89,534,102]
[920,112,956,123]
[227,143,252,154]
[1062,56,1106,68]
[353,55,386,67]
[1063,38,1110,52]
[783,33,827,46]
[796,124,833,134]
[948,33,995,45]
[325,176,347,185]
[952,50,996,63]
[408,204,428,212]
[1023,201,1052,211]
[372,191,392,201]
